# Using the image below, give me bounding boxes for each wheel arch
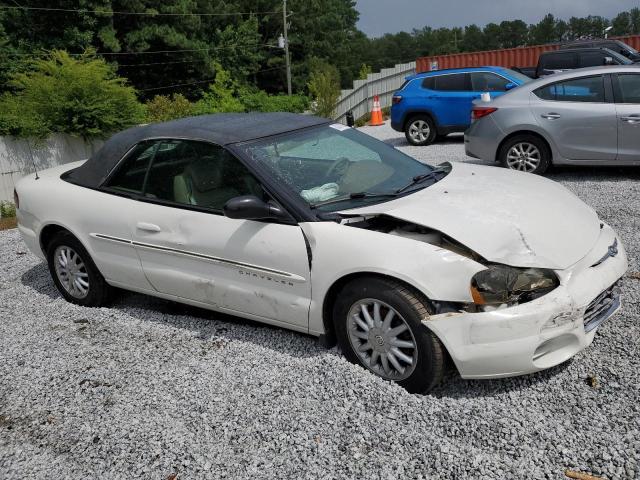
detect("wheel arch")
[495,130,554,164]
[320,271,435,348]
[402,110,438,131]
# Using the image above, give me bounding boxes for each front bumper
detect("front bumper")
[426,226,628,379]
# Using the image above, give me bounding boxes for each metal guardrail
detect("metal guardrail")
[333,61,415,123]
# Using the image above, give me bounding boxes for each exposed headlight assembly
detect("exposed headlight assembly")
[470,265,559,306]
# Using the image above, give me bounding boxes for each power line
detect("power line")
[0,5,279,17]
[139,66,286,92]
[139,78,215,92]
[7,43,279,58]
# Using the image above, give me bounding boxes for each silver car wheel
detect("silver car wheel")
[408,120,431,143]
[346,299,418,381]
[506,142,541,172]
[53,246,90,299]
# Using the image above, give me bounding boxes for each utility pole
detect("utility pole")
[283,0,292,95]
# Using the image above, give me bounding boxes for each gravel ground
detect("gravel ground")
[1,121,639,479]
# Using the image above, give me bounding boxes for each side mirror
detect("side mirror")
[604,56,615,65]
[505,82,517,91]
[223,195,289,221]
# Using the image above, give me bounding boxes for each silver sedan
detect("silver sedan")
[465,65,640,174]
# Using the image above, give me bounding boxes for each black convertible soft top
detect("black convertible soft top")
[65,112,330,188]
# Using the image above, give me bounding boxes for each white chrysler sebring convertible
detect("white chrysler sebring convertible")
[15,113,627,393]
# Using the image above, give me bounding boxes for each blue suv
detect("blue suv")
[391,67,531,145]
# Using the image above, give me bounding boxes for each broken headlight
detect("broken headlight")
[470,265,559,306]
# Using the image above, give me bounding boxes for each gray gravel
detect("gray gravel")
[1,121,639,479]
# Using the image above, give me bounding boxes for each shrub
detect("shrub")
[239,90,309,113]
[145,94,194,123]
[308,61,341,118]
[0,201,16,218]
[0,50,144,138]
[194,64,245,114]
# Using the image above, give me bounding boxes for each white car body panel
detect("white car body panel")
[15,157,628,380]
[341,162,600,270]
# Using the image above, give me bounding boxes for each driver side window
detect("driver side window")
[106,139,264,212]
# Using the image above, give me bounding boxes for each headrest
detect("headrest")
[184,156,222,192]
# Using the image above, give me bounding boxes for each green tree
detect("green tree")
[460,25,485,52]
[194,63,245,114]
[358,64,372,80]
[0,50,144,138]
[612,11,632,35]
[145,93,194,122]
[530,14,557,45]
[307,59,340,118]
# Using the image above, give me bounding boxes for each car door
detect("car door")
[429,73,477,127]
[120,139,312,330]
[530,74,617,161]
[94,140,162,291]
[612,73,640,162]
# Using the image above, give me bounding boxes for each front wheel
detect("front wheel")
[499,135,551,174]
[333,277,445,393]
[404,115,437,146]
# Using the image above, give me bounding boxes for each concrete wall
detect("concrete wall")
[0,134,103,202]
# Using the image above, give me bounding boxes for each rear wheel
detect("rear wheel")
[333,277,445,393]
[404,115,437,146]
[499,134,551,174]
[46,231,112,307]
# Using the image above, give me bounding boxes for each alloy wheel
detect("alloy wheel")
[506,142,541,172]
[53,246,90,299]
[408,120,431,143]
[346,299,418,381]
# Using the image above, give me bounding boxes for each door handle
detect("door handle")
[541,113,561,120]
[621,115,640,124]
[136,222,161,233]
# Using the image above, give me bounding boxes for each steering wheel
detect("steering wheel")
[325,157,351,182]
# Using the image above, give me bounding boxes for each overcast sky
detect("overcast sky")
[355,0,639,37]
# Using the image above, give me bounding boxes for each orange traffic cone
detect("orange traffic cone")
[369,95,384,126]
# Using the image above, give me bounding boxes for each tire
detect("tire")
[46,231,112,307]
[404,115,437,146]
[498,134,551,174]
[333,276,445,393]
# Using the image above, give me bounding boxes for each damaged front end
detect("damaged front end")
[470,265,559,310]
[339,214,561,314]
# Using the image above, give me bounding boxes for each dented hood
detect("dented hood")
[341,162,600,270]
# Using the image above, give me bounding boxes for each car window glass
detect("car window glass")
[534,76,605,103]
[434,73,469,91]
[105,140,157,194]
[542,53,577,70]
[139,140,263,211]
[421,77,435,90]
[471,72,510,92]
[617,74,640,104]
[239,125,436,211]
[579,51,606,67]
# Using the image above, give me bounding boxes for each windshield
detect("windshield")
[503,69,533,84]
[238,124,444,212]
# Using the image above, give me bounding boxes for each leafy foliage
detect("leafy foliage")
[0,51,144,138]
[145,93,194,122]
[0,201,16,218]
[308,59,340,118]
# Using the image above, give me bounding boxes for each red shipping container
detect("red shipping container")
[416,35,640,72]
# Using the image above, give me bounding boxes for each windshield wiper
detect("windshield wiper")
[395,167,448,194]
[310,191,398,209]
